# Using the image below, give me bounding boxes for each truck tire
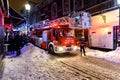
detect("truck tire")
[48,45,55,54]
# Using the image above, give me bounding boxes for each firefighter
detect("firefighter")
[79,36,86,56]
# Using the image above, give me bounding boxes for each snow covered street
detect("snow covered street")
[1,43,120,80]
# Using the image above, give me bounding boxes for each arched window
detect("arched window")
[51,2,57,19]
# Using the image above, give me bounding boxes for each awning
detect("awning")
[8,7,26,27]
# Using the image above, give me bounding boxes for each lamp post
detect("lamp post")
[25,3,31,23]
[25,3,31,35]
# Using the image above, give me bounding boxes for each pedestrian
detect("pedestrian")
[79,36,86,56]
[9,32,15,54]
[14,32,22,56]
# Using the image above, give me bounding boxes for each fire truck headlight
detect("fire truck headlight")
[73,46,79,51]
[58,47,64,51]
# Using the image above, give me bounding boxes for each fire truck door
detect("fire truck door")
[52,29,58,40]
[41,31,48,49]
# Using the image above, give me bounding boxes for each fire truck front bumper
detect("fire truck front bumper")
[54,46,80,53]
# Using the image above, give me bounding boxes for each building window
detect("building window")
[51,2,57,20]
[85,0,115,14]
[62,0,70,15]
[73,0,84,11]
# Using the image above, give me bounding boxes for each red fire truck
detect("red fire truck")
[31,12,91,54]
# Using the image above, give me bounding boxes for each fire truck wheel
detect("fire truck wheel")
[48,45,55,54]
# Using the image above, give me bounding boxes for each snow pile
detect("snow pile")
[21,43,49,61]
[104,47,120,63]
[1,43,52,80]
[5,43,36,58]
[86,47,120,64]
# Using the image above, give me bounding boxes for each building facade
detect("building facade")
[30,0,117,24]
[30,0,119,50]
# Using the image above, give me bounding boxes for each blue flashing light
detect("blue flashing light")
[43,21,46,25]
[75,16,80,19]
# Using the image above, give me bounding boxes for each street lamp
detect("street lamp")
[25,3,31,35]
[25,3,31,23]
[25,3,31,11]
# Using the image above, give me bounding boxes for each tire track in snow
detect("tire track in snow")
[60,61,113,80]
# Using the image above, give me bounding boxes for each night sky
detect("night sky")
[9,0,43,13]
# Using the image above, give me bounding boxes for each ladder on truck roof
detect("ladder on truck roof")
[34,11,91,29]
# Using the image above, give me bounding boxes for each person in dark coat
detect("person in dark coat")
[14,33,22,56]
[79,36,86,56]
[9,33,15,54]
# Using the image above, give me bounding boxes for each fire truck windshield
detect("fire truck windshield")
[59,29,74,37]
